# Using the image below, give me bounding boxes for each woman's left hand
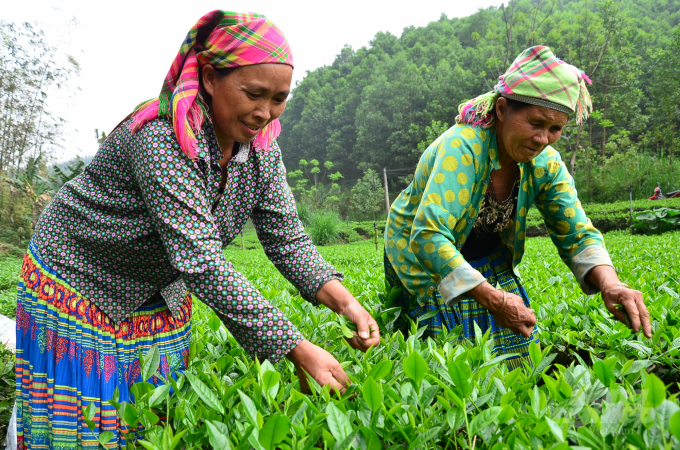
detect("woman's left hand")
[587,266,652,338]
[602,284,652,338]
[316,280,381,351]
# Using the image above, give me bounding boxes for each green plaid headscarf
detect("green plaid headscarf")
[456,46,593,128]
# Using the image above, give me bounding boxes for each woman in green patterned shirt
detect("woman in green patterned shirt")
[384,46,651,367]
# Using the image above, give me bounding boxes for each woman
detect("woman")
[384,46,651,367]
[15,11,379,449]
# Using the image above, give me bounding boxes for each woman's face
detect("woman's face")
[202,63,292,146]
[495,98,569,164]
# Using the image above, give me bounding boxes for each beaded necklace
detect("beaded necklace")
[472,174,519,234]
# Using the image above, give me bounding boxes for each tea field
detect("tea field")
[1,231,680,448]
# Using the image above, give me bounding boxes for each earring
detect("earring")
[233,141,250,164]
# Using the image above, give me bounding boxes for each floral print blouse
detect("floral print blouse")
[33,118,342,362]
[384,123,613,305]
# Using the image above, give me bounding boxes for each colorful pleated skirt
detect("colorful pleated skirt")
[15,241,192,449]
[384,246,538,369]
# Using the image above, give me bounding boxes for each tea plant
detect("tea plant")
[3,232,680,448]
[83,233,680,449]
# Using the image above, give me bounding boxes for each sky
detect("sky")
[4,0,505,162]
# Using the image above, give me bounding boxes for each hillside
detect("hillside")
[278,0,680,202]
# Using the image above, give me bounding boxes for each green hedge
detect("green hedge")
[526,197,680,236]
[352,198,680,239]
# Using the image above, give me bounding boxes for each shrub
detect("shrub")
[631,207,680,234]
[295,200,314,227]
[526,197,680,236]
[306,209,343,246]
[338,228,363,243]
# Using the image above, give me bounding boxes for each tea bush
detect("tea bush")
[3,232,680,448]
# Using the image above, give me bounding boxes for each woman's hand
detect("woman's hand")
[286,340,349,395]
[489,291,537,338]
[601,284,652,338]
[336,298,381,351]
[469,282,536,337]
[587,265,652,338]
[315,280,381,351]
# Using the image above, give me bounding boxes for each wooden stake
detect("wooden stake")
[374,221,379,252]
[241,231,245,251]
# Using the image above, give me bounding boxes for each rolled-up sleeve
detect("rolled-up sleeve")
[251,144,343,304]
[129,123,302,363]
[409,133,486,305]
[533,149,613,294]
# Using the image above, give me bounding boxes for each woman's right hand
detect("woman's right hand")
[285,340,349,395]
[489,290,537,337]
[469,282,536,337]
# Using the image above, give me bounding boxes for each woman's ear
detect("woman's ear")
[202,64,217,97]
[495,96,509,124]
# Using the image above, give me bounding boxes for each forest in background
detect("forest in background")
[278,0,680,207]
[2,0,680,250]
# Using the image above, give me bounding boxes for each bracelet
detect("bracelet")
[493,290,508,315]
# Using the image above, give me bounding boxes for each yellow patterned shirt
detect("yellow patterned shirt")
[384,123,613,305]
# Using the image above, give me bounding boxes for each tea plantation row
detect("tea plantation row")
[1,231,680,448]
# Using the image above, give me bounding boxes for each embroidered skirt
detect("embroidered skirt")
[15,241,192,449]
[384,246,538,369]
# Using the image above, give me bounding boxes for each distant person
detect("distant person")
[15,11,379,449]
[384,46,651,367]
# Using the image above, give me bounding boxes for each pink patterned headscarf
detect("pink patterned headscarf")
[129,10,294,158]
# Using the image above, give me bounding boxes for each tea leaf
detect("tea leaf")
[238,390,260,428]
[544,416,564,442]
[357,427,382,450]
[148,383,171,408]
[206,420,232,450]
[408,426,441,449]
[362,376,383,413]
[185,371,225,415]
[326,403,352,442]
[670,410,680,440]
[592,361,616,386]
[469,406,501,436]
[447,360,472,398]
[368,359,393,381]
[259,414,290,450]
[643,374,666,408]
[98,431,114,446]
[403,351,428,386]
[141,345,160,381]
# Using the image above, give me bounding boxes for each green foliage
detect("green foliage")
[304,209,344,246]
[287,159,343,211]
[350,169,385,220]
[0,20,80,172]
[0,255,21,319]
[278,0,680,200]
[526,197,680,236]
[0,343,15,441]
[571,148,680,204]
[1,155,87,247]
[2,232,680,447]
[338,227,363,244]
[631,208,680,235]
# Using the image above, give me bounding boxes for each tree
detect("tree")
[0,21,80,172]
[351,169,385,220]
[287,159,344,210]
